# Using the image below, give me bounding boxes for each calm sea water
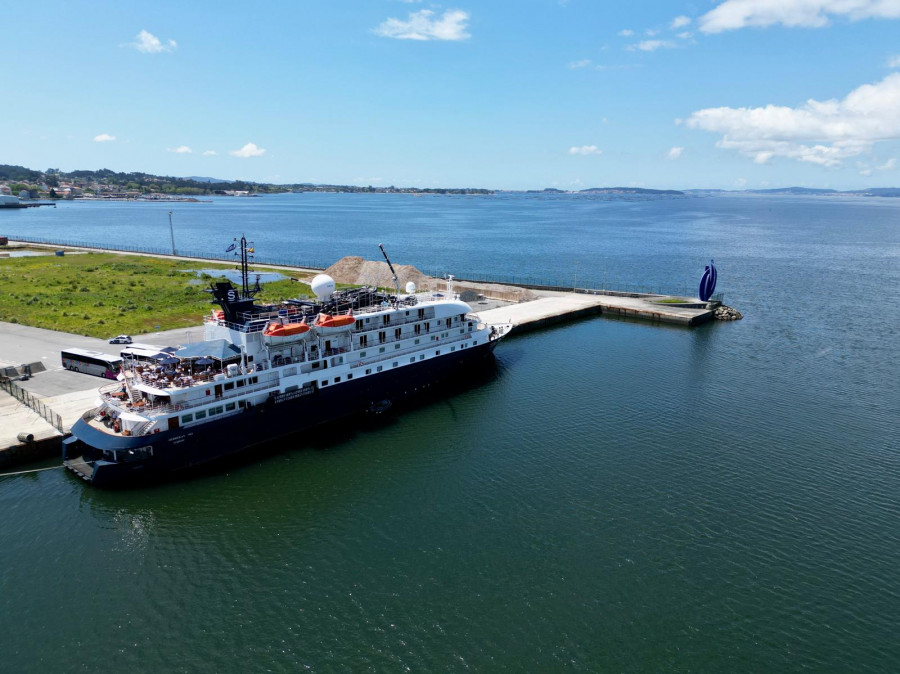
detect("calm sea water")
[1,194,898,672]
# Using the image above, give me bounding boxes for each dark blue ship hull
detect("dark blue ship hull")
[64,341,498,487]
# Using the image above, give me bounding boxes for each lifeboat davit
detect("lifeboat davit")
[314,309,355,335]
[263,319,311,344]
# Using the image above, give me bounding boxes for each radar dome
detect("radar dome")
[311,274,336,300]
[405,281,417,294]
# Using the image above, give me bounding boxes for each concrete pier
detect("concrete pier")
[478,289,712,333]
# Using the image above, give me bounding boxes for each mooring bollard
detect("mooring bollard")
[17,432,34,443]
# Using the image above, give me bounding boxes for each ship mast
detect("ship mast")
[235,234,260,299]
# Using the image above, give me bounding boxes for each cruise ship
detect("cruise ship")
[63,246,511,486]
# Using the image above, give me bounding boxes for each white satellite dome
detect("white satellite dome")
[311,274,336,300]
[405,281,417,294]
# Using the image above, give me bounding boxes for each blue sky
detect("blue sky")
[3,0,900,190]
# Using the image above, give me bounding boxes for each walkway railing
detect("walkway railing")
[6,234,330,271]
[0,379,63,432]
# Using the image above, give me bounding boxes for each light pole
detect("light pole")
[168,211,176,256]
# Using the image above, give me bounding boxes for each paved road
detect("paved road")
[0,321,206,397]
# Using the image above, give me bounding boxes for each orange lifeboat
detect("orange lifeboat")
[314,309,355,335]
[263,318,311,344]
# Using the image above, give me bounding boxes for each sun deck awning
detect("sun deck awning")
[174,339,242,361]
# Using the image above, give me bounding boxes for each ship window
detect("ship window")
[377,366,383,372]
[379,331,386,343]
[394,327,402,339]
[392,362,398,368]
[284,367,297,377]
[435,350,440,355]
[425,322,430,332]
[418,309,424,318]
[394,344,400,350]
[285,385,298,393]
[181,413,193,423]
[247,355,253,362]
[312,361,321,370]
[460,329,465,334]
[360,335,368,348]
[382,315,390,325]
[409,357,415,363]
[355,320,363,330]
[405,311,409,316]
[379,347,385,353]
[365,369,372,375]
[451,346,456,352]
[360,351,367,357]
[347,374,353,380]
[236,379,245,387]
[414,324,421,335]
[195,410,207,420]
[225,402,236,411]
[334,376,341,383]
[322,379,328,386]
[224,382,234,391]
[419,355,425,360]
[415,339,420,345]
[249,376,258,384]
[446,318,451,328]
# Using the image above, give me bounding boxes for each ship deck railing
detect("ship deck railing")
[204,291,456,333]
[351,326,481,369]
[98,376,280,427]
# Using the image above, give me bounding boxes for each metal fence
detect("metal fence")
[6,234,330,271]
[0,378,64,432]
[8,234,721,301]
[424,268,703,300]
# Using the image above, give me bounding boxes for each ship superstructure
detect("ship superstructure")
[63,247,511,486]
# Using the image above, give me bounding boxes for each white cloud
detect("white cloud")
[671,15,692,29]
[568,145,603,156]
[677,31,694,39]
[645,28,660,36]
[888,54,900,68]
[93,133,115,142]
[628,39,677,51]
[229,142,266,158]
[202,150,217,156]
[568,59,593,69]
[686,72,900,167]
[877,157,897,169]
[618,29,634,36]
[375,9,470,41]
[699,0,900,34]
[129,29,177,53]
[168,145,192,154]
[668,146,684,160]
[734,177,748,187]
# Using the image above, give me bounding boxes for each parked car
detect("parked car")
[108,335,133,344]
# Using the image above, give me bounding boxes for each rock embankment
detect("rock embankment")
[713,305,743,321]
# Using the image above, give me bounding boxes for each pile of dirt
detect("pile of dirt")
[323,256,431,291]
[320,255,537,303]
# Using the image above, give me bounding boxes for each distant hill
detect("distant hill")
[580,186,684,195]
[848,187,900,197]
[749,187,838,195]
[186,176,231,184]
